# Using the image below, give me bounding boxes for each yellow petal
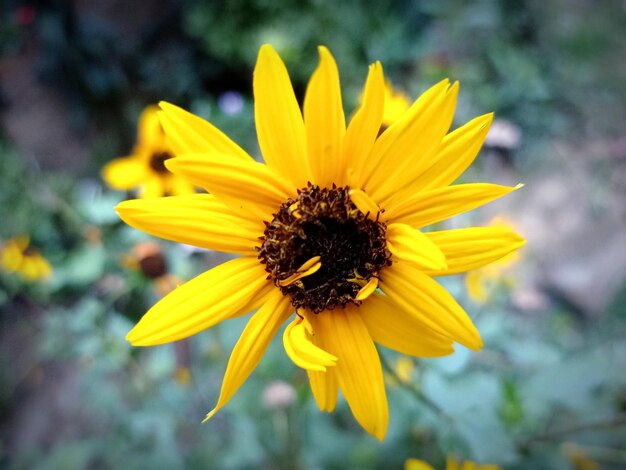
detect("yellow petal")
[344,62,385,187]
[355,277,378,301]
[366,81,459,205]
[356,78,450,191]
[412,113,494,191]
[1,242,23,271]
[386,223,447,271]
[203,290,292,421]
[424,226,526,276]
[405,459,436,470]
[317,307,389,440]
[137,105,164,149]
[166,176,196,196]
[360,293,454,357]
[102,157,147,190]
[126,257,271,346]
[139,175,166,198]
[304,46,346,187]
[116,194,262,255]
[349,189,381,220]
[283,317,337,371]
[277,256,322,286]
[381,262,483,350]
[166,153,293,220]
[14,235,30,251]
[384,183,523,228]
[158,101,252,161]
[254,44,312,188]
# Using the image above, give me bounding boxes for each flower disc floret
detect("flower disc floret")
[258,184,391,313]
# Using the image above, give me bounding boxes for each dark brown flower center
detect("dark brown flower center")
[139,252,168,279]
[149,152,173,174]
[258,184,391,313]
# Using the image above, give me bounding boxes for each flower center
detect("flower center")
[149,152,173,174]
[258,184,391,313]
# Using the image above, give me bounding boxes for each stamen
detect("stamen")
[289,201,301,219]
[355,277,379,301]
[277,256,322,286]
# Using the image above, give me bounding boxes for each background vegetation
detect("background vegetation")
[1,0,626,468]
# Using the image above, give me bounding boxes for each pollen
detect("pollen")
[258,184,391,313]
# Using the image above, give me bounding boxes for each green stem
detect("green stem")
[378,350,451,420]
[518,414,626,451]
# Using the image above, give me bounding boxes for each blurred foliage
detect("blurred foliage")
[1,0,626,469]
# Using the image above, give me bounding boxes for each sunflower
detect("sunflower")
[116,45,524,439]
[1,235,52,281]
[405,456,501,470]
[102,105,195,198]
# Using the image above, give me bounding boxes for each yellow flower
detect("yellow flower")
[102,106,195,198]
[1,236,52,281]
[405,456,501,470]
[394,356,415,384]
[465,216,522,304]
[382,80,412,127]
[116,45,525,439]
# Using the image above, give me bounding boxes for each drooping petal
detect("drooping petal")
[365,81,459,205]
[304,46,346,187]
[344,62,385,187]
[386,223,447,271]
[306,313,339,412]
[166,153,293,220]
[384,183,523,228]
[116,195,262,255]
[126,257,272,346]
[277,256,322,286]
[381,262,483,350]
[283,316,337,372]
[253,44,312,188]
[359,293,455,357]
[423,226,526,276]
[203,290,292,421]
[317,308,389,440]
[102,157,147,190]
[158,101,252,161]
[355,277,378,301]
[411,113,494,191]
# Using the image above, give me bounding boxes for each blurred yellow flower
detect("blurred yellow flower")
[382,80,412,127]
[117,45,524,439]
[465,216,522,304]
[562,443,601,470]
[405,456,501,470]
[1,236,52,281]
[395,356,415,383]
[102,106,195,198]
